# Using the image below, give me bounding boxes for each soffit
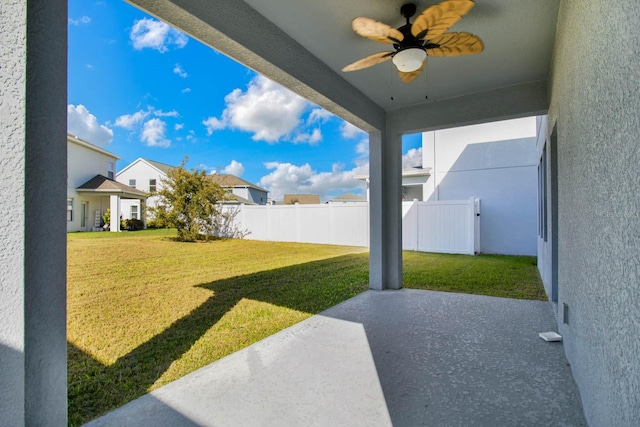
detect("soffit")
[242,0,559,111]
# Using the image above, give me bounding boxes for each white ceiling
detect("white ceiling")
[128,0,559,131]
[243,0,560,111]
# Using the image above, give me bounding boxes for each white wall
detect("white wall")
[0,0,68,424]
[116,160,166,218]
[116,160,165,194]
[545,2,640,425]
[67,140,119,232]
[67,140,117,189]
[422,117,539,255]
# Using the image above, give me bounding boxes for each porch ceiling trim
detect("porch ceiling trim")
[387,80,550,135]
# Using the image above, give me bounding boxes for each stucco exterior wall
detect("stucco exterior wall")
[0,0,68,424]
[547,1,640,425]
[422,117,539,255]
[0,1,28,423]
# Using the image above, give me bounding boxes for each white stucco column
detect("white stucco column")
[0,0,68,425]
[369,127,403,290]
[110,195,121,232]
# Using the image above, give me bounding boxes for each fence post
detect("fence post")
[267,203,272,241]
[329,202,334,244]
[295,202,301,242]
[468,197,475,255]
[474,198,481,254]
[411,199,420,251]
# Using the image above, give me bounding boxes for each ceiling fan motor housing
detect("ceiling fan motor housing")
[400,3,417,19]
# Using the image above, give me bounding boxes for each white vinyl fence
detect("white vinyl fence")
[402,198,480,255]
[229,198,479,255]
[234,202,369,247]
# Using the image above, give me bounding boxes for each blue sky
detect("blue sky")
[67,0,423,202]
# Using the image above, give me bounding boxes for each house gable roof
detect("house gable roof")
[144,159,174,175]
[116,158,175,177]
[209,174,268,193]
[77,174,147,199]
[221,193,257,205]
[329,192,366,203]
[284,194,321,204]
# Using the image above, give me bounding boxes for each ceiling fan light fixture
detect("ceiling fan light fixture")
[392,48,426,72]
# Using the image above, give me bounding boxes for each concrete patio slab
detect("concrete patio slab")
[85,289,586,426]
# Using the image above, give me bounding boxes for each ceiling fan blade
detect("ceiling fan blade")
[398,60,426,83]
[411,0,475,41]
[426,32,483,56]
[342,51,394,72]
[352,17,404,44]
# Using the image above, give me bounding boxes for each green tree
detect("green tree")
[149,159,228,242]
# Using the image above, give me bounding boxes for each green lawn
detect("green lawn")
[67,229,544,425]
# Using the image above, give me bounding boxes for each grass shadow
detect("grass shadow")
[69,253,369,425]
[69,250,543,425]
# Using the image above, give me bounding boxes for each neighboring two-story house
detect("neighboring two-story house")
[67,133,146,232]
[116,158,174,221]
[116,159,269,221]
[209,174,269,205]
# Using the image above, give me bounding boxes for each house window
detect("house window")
[538,145,548,241]
[67,198,73,221]
[149,179,157,193]
[107,161,115,180]
[129,179,136,188]
[131,205,138,220]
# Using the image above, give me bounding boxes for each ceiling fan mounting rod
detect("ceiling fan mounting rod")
[396,3,426,51]
[400,3,417,23]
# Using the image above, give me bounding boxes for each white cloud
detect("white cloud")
[222,160,245,177]
[154,109,179,118]
[259,161,367,202]
[69,16,91,26]
[130,18,188,53]
[293,128,322,144]
[141,119,170,148]
[202,117,226,136]
[203,75,310,143]
[356,139,369,156]
[175,123,184,130]
[114,110,149,130]
[256,144,420,202]
[340,121,366,139]
[67,104,113,146]
[173,64,188,78]
[181,88,191,94]
[307,108,333,125]
[402,147,422,168]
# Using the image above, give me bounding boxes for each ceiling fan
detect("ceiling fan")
[342,0,484,83]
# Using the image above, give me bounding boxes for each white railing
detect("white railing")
[229,198,479,255]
